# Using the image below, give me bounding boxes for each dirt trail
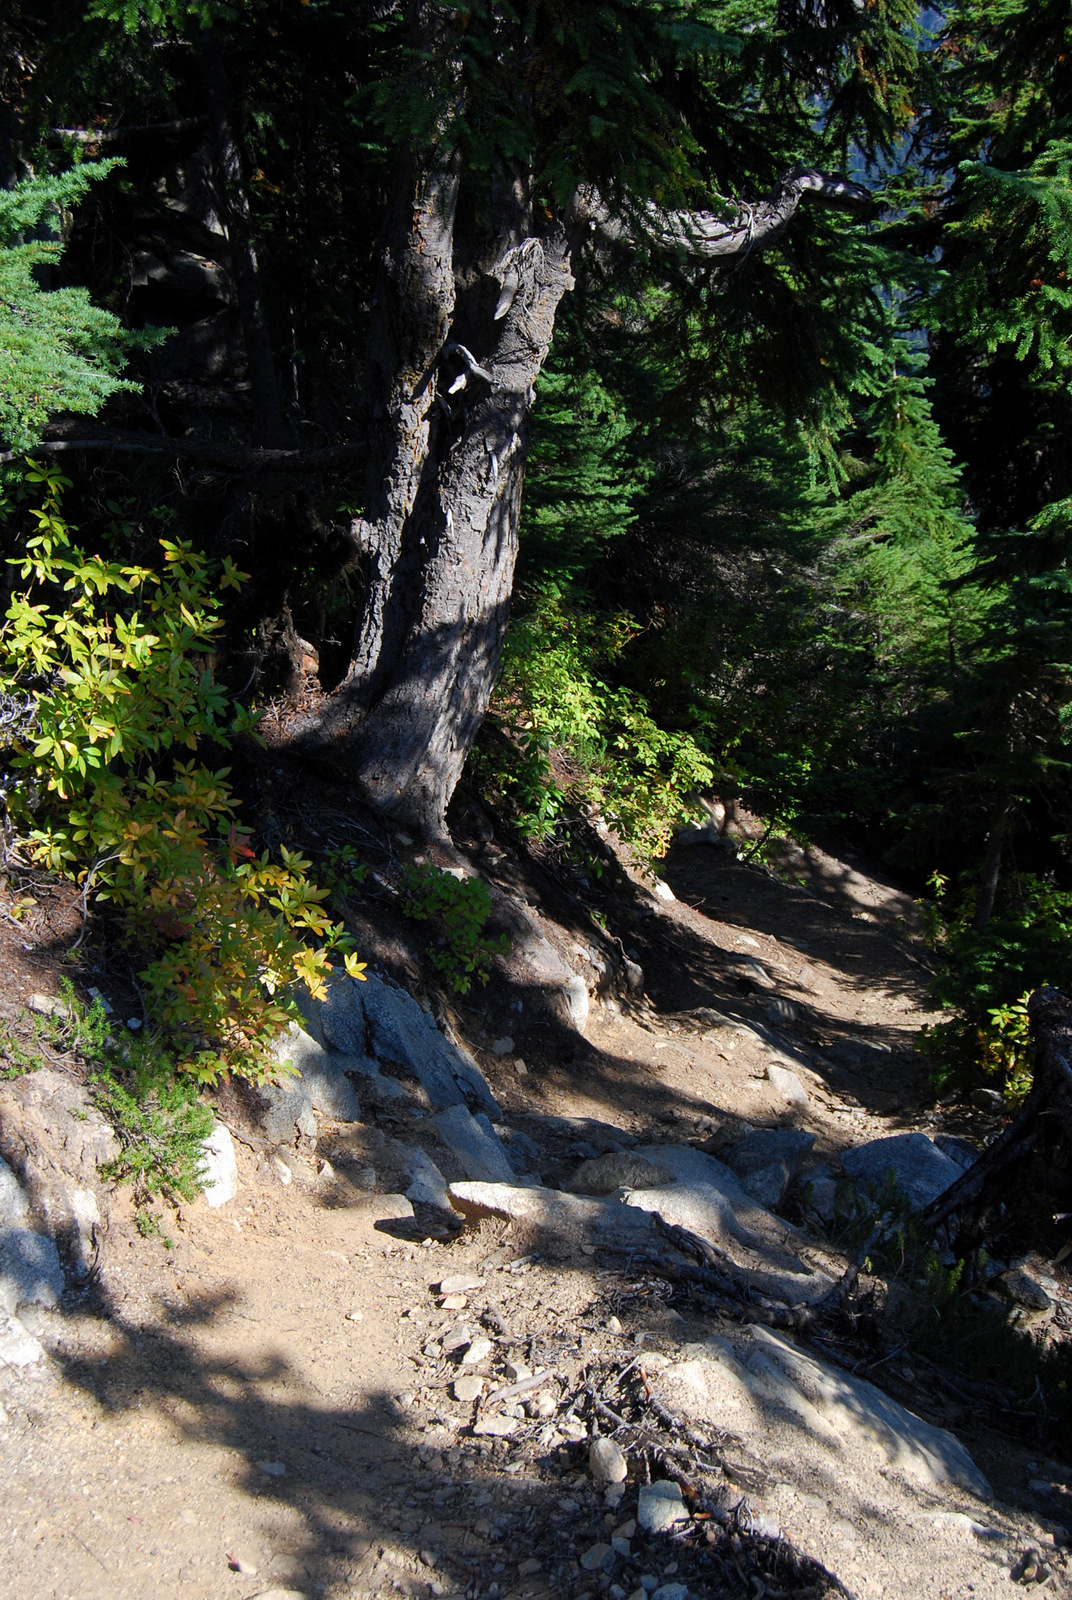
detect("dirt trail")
[0,840,1067,1600]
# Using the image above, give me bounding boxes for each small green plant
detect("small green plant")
[320,844,371,901]
[91,1041,215,1209]
[401,863,508,994]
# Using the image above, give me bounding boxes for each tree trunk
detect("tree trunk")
[298,162,872,838]
[972,798,1009,933]
[301,164,574,837]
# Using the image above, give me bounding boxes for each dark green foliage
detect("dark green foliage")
[400,864,509,994]
[0,165,160,451]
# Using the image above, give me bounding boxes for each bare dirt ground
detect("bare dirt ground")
[0,837,1068,1600]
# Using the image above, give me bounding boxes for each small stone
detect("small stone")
[651,880,675,903]
[970,1086,1004,1113]
[766,1063,809,1107]
[640,1578,659,1594]
[604,1483,626,1509]
[526,1390,557,1418]
[228,1555,259,1574]
[637,1481,687,1534]
[614,1519,636,1540]
[473,1414,518,1437]
[440,1292,468,1310]
[612,1537,631,1557]
[518,1558,542,1576]
[200,1123,238,1207]
[345,1308,364,1322]
[651,1586,688,1600]
[255,1459,286,1477]
[589,1437,628,1484]
[437,1273,484,1295]
[441,1322,476,1352]
[560,1418,588,1442]
[461,1335,494,1365]
[504,1359,531,1383]
[270,1155,292,1186]
[248,1591,306,1600]
[580,1542,614,1572]
[999,1268,1052,1311]
[317,1158,334,1180]
[420,1549,439,1567]
[453,1375,485,1403]
[491,1037,515,1056]
[606,1315,623,1335]
[513,1060,528,1076]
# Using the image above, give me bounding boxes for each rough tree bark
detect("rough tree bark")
[299,163,872,838]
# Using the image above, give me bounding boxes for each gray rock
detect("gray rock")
[199,1124,237,1208]
[589,1437,627,1483]
[272,1024,363,1120]
[654,1324,990,1499]
[437,1273,484,1295]
[623,1182,833,1306]
[433,1105,516,1182]
[0,1069,117,1279]
[447,1181,663,1253]
[652,1586,689,1600]
[841,1133,960,1211]
[970,1087,1004,1113]
[0,1226,64,1314]
[933,1134,979,1172]
[766,1063,809,1107]
[491,1122,541,1172]
[404,1148,454,1214]
[637,1481,688,1533]
[998,1268,1052,1311]
[564,975,590,1029]
[568,1152,673,1196]
[299,972,500,1116]
[723,1129,815,1209]
[801,1166,838,1223]
[258,1078,317,1144]
[537,1114,634,1152]
[633,1143,744,1190]
[580,1542,614,1572]
[453,1374,484,1402]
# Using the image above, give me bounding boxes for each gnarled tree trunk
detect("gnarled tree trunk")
[298,162,872,838]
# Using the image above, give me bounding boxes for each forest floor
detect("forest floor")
[0,831,1069,1600]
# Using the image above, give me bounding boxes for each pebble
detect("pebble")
[437,1274,484,1295]
[453,1375,485,1403]
[420,1549,439,1567]
[440,1293,468,1310]
[526,1390,557,1418]
[473,1415,518,1436]
[255,1460,286,1477]
[491,1037,515,1056]
[228,1555,258,1574]
[637,1481,687,1534]
[560,1419,588,1442]
[589,1437,628,1484]
[270,1156,292,1186]
[441,1322,476,1352]
[461,1335,494,1365]
[580,1542,614,1572]
[652,1586,688,1600]
[345,1307,363,1322]
[248,1591,306,1600]
[504,1359,532,1382]
[614,1519,636,1540]
[604,1483,626,1508]
[639,1578,659,1593]
[518,1558,542,1576]
[605,1315,623,1335]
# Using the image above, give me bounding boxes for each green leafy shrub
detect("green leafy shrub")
[484,590,713,860]
[401,864,508,994]
[0,462,365,1082]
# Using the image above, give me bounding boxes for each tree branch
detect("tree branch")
[577,165,875,261]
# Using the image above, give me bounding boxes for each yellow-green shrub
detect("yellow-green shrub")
[0,461,364,1082]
